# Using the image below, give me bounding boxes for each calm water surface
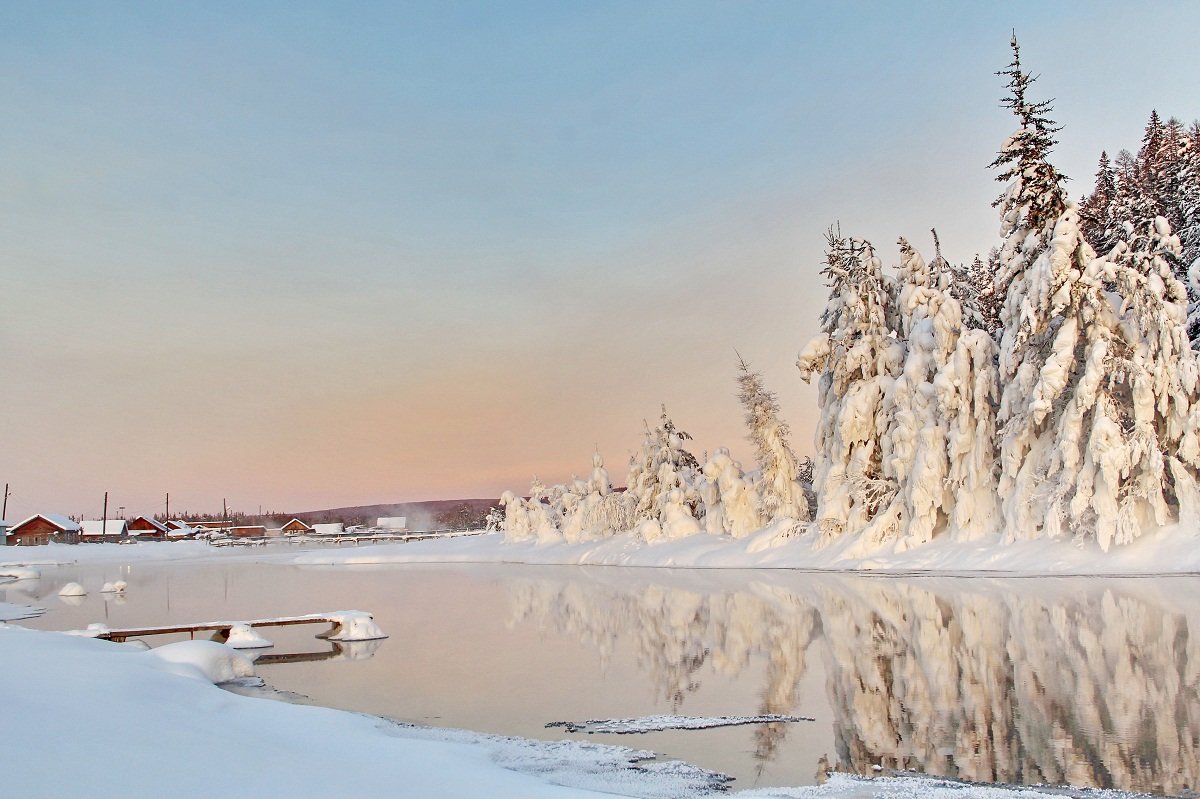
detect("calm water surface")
[6,558,1199,794]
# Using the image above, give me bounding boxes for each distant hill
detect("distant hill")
[291,497,499,531]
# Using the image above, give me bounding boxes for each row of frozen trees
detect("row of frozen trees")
[499,38,1200,552]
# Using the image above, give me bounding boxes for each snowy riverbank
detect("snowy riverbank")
[292,523,1200,575]
[7,523,1200,575]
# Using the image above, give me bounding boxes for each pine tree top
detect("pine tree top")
[990,35,1067,234]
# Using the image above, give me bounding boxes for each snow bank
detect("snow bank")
[99,580,127,593]
[0,566,40,580]
[292,524,1200,575]
[149,640,257,683]
[58,581,87,596]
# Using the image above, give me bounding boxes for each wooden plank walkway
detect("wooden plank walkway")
[84,612,367,643]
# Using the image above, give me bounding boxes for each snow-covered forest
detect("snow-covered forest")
[496,38,1200,555]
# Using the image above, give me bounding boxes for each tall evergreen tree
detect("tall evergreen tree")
[798,229,904,540]
[735,356,810,525]
[1079,151,1117,256]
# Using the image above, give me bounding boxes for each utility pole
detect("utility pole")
[165,492,170,520]
[102,491,108,538]
[2,483,9,519]
[223,497,228,529]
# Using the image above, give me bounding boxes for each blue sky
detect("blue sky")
[2,1,1198,517]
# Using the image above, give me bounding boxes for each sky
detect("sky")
[2,1,1198,520]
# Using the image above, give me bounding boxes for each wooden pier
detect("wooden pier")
[79,611,384,643]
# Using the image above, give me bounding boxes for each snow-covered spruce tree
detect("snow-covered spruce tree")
[850,234,1000,552]
[624,407,703,539]
[993,39,1200,547]
[1079,151,1118,257]
[797,228,904,541]
[990,35,1081,539]
[1096,219,1200,538]
[735,355,810,528]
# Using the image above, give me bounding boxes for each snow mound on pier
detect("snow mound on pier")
[224,624,273,649]
[58,581,86,596]
[324,611,387,641]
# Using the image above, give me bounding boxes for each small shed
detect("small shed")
[81,519,130,543]
[127,516,168,540]
[7,514,82,546]
[165,521,199,539]
[312,522,344,535]
[280,518,312,536]
[377,516,408,531]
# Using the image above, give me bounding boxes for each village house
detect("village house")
[279,518,312,536]
[312,522,344,535]
[81,519,129,543]
[6,514,82,546]
[228,525,267,538]
[127,515,168,540]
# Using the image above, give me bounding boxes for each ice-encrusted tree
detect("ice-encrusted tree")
[735,355,810,526]
[798,228,904,540]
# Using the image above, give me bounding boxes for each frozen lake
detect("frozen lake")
[7,559,1200,794]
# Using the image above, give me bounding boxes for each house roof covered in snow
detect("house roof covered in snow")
[81,519,129,535]
[11,514,83,533]
[129,515,168,532]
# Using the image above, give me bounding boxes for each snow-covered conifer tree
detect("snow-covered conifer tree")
[989,35,1078,538]
[798,229,904,540]
[735,356,810,526]
[1080,151,1118,256]
[624,407,702,536]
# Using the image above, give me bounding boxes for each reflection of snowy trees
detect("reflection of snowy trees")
[509,573,1200,794]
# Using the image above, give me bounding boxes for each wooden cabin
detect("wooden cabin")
[280,518,312,536]
[6,514,81,546]
[80,519,129,543]
[228,525,267,538]
[127,515,168,540]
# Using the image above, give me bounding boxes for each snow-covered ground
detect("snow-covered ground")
[547,714,814,734]
[291,523,1200,575]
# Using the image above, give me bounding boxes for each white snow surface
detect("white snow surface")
[57,581,87,596]
[547,714,815,734]
[149,639,258,682]
[292,524,1200,575]
[0,565,40,579]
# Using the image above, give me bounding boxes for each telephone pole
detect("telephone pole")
[2,483,9,519]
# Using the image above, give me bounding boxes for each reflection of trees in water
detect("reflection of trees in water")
[819,581,1200,794]
[508,576,821,761]
[508,572,1200,795]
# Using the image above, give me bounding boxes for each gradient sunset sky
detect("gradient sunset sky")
[3,1,1198,519]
